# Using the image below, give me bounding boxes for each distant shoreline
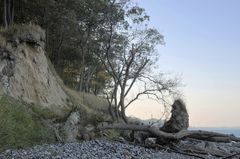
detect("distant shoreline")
[190,127,240,137]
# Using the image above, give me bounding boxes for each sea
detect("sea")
[137,118,240,137]
[190,127,240,137]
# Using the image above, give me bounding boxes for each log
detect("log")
[97,123,240,158]
[97,123,240,143]
[175,143,231,157]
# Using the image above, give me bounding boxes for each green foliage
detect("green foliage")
[104,129,121,140]
[86,112,106,127]
[0,96,55,151]
[31,105,57,120]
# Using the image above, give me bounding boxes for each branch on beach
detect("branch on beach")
[97,123,240,143]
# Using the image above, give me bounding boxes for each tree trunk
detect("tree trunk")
[43,7,49,50]
[55,30,64,67]
[120,100,128,123]
[11,0,14,24]
[97,123,240,143]
[77,46,85,92]
[108,105,116,121]
[78,68,84,92]
[114,105,120,120]
[3,0,14,27]
[4,0,8,28]
[98,123,240,158]
[7,0,11,24]
[119,85,128,123]
[84,66,96,93]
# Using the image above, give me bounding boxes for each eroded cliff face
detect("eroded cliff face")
[0,25,111,143]
[0,25,73,119]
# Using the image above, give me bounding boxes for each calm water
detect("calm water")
[141,118,240,137]
[190,127,240,137]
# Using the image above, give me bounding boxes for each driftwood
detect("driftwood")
[98,123,240,158]
[173,143,231,157]
[97,123,240,143]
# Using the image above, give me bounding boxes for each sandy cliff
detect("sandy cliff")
[0,25,74,119]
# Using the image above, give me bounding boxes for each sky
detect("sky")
[127,0,240,127]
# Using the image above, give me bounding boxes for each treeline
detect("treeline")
[0,0,154,94]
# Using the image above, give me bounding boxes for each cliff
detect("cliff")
[0,25,74,119]
[0,25,110,150]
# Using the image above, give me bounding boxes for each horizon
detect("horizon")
[128,116,240,128]
[127,0,240,127]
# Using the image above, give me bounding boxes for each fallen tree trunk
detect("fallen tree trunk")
[98,123,240,158]
[97,123,240,143]
[173,143,231,157]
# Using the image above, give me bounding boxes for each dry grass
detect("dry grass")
[0,24,45,44]
[81,92,109,113]
[63,86,113,125]
[65,87,108,113]
[0,36,6,48]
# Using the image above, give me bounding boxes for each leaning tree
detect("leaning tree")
[94,1,180,123]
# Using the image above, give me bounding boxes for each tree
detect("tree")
[95,2,180,123]
[2,0,14,28]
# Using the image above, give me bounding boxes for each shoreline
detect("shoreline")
[1,139,239,159]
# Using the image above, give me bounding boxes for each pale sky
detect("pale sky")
[127,0,240,127]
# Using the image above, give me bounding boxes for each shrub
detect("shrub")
[0,96,55,151]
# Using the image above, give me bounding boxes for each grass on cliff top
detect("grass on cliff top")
[0,96,55,151]
[0,24,45,41]
[0,24,45,50]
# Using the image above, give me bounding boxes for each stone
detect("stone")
[133,131,151,143]
[116,137,127,143]
[62,112,81,142]
[145,137,157,147]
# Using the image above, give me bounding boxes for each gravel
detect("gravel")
[0,139,209,159]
